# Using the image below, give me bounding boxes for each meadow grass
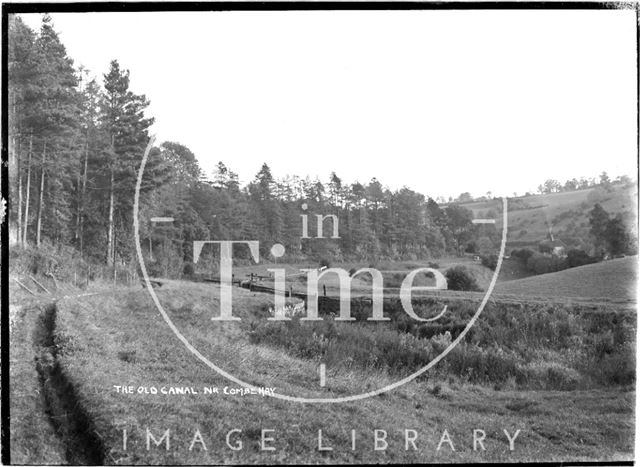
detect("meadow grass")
[495,256,637,301]
[35,279,635,464]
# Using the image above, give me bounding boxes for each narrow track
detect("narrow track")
[33,302,106,465]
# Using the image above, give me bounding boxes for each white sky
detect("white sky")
[19,9,638,199]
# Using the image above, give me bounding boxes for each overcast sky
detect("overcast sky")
[20,9,638,199]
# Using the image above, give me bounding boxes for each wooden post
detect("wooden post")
[29,275,50,294]
[14,278,36,295]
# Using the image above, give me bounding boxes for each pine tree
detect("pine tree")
[100,59,154,264]
[25,15,81,247]
[8,15,38,246]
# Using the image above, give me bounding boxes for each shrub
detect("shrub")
[246,295,635,389]
[597,347,635,385]
[445,266,481,291]
[480,254,498,270]
[526,253,566,274]
[444,342,524,385]
[182,262,195,277]
[319,258,332,269]
[428,261,440,269]
[565,249,595,268]
[147,261,164,278]
[511,248,534,263]
[248,317,437,374]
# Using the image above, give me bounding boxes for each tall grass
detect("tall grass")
[247,297,635,390]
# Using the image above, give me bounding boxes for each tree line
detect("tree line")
[451,172,634,204]
[8,15,159,264]
[9,15,502,278]
[535,172,633,196]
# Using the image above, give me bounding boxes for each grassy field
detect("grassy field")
[9,276,633,464]
[231,257,499,296]
[495,256,637,301]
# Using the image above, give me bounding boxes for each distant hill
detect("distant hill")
[456,183,637,252]
[494,256,637,300]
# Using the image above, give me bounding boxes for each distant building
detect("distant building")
[538,230,567,257]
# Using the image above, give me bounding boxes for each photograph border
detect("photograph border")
[2,1,638,465]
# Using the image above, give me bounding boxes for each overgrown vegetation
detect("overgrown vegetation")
[444,266,481,292]
[42,282,633,463]
[247,295,635,390]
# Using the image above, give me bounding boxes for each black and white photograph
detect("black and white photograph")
[2,2,638,465]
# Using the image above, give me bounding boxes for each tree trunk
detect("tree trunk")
[16,137,22,247]
[79,141,88,257]
[8,93,18,245]
[112,223,117,284]
[106,134,115,265]
[106,167,115,265]
[36,141,46,247]
[75,167,81,241]
[22,136,33,246]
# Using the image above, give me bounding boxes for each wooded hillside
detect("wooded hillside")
[8,15,636,279]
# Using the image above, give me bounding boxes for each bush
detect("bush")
[566,249,595,268]
[445,266,481,291]
[511,248,534,263]
[319,258,332,269]
[464,241,477,254]
[480,254,498,270]
[526,254,566,274]
[248,317,437,374]
[147,261,164,278]
[428,261,440,269]
[182,262,195,277]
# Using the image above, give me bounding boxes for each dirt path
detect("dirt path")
[9,283,133,465]
[33,303,106,465]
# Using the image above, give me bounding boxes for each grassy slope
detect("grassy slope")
[50,281,634,464]
[458,184,636,247]
[495,256,637,301]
